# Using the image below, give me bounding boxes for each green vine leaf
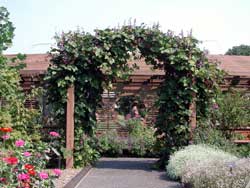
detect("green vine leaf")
[44,24,223,167]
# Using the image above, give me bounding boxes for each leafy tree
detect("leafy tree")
[225,45,250,56]
[0,6,42,141]
[0,6,15,53]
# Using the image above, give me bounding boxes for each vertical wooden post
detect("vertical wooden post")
[107,90,110,130]
[66,85,74,168]
[188,49,196,144]
[189,95,196,144]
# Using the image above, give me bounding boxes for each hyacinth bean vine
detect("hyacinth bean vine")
[45,24,223,165]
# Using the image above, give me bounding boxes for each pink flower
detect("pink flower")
[212,103,219,110]
[49,131,60,137]
[15,139,25,147]
[1,134,10,140]
[52,168,62,176]
[23,152,31,157]
[17,173,30,181]
[0,177,7,183]
[39,172,49,179]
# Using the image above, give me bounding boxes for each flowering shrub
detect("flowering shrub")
[49,132,60,137]
[129,121,157,157]
[182,158,250,188]
[166,144,237,180]
[193,122,240,155]
[211,91,250,131]
[0,128,61,188]
[97,120,158,158]
[98,130,124,157]
[0,7,62,187]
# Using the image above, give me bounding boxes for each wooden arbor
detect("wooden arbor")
[16,53,249,168]
[58,27,207,169]
[65,83,197,168]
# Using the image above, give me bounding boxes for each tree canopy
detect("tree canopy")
[0,6,15,53]
[225,45,250,56]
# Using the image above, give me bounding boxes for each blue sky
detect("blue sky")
[1,0,250,54]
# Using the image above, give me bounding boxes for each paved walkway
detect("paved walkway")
[76,158,181,188]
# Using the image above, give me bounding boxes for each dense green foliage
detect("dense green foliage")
[73,128,100,168]
[0,6,41,142]
[194,91,250,158]
[195,125,250,157]
[45,24,222,166]
[0,7,61,187]
[98,130,124,157]
[225,44,250,56]
[0,59,43,142]
[212,91,250,131]
[128,120,157,157]
[97,119,158,157]
[0,6,15,52]
[194,123,238,154]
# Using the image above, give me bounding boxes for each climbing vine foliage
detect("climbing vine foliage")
[45,24,223,164]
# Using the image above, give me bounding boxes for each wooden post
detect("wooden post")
[188,49,196,144]
[189,95,196,144]
[66,85,75,168]
[107,90,110,130]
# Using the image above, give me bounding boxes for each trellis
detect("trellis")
[65,78,197,168]
[45,25,222,168]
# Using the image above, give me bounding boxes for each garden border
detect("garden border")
[64,165,92,188]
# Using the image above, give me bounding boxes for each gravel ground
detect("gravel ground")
[54,169,81,188]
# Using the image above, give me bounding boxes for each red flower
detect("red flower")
[24,164,36,176]
[0,127,12,133]
[24,164,34,170]
[28,169,36,176]
[3,157,18,165]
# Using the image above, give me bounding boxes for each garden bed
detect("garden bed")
[54,168,81,188]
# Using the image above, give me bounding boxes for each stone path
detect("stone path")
[75,158,181,188]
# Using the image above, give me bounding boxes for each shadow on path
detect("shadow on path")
[95,158,157,171]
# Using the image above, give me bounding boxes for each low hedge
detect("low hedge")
[182,158,250,188]
[166,144,237,180]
